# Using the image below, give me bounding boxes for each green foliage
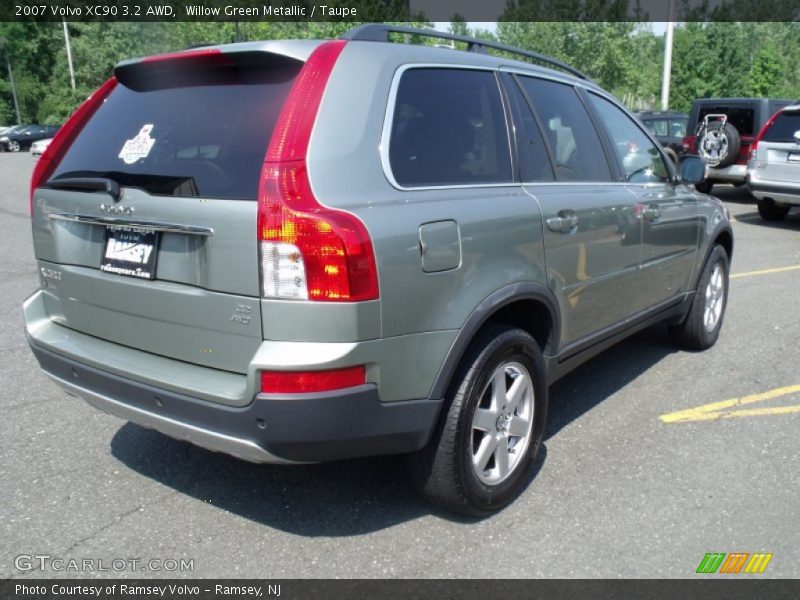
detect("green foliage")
[0,20,799,127]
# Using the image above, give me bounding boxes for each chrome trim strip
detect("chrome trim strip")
[48,212,214,236]
[45,371,298,465]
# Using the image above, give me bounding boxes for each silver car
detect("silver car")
[748,104,800,221]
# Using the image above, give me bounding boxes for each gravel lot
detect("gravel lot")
[1,152,798,578]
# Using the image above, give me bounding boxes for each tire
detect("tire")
[757,199,790,221]
[669,245,729,350]
[694,179,714,194]
[409,325,548,516]
[698,121,740,168]
[7,140,21,153]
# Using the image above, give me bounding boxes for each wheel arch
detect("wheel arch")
[689,222,733,299]
[714,228,733,260]
[428,282,560,401]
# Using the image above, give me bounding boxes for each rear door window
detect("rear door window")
[504,75,554,182]
[388,68,513,187]
[516,76,613,182]
[763,111,800,142]
[51,54,301,200]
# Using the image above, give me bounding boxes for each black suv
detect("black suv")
[637,110,688,164]
[683,98,797,193]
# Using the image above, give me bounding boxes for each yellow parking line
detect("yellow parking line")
[730,265,800,279]
[660,384,800,423]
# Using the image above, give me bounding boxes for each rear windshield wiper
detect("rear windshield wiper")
[46,177,121,201]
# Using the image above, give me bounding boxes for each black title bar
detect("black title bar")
[2,0,800,22]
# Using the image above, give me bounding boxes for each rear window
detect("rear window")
[670,118,688,137]
[643,118,668,136]
[696,105,755,136]
[388,68,513,187]
[763,111,800,142]
[50,54,301,200]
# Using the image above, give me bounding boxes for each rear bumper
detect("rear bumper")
[747,176,800,205]
[28,339,442,464]
[24,287,443,464]
[705,163,747,183]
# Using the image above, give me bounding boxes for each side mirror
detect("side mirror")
[678,154,705,185]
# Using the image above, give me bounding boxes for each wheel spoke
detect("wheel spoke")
[473,408,496,432]
[490,370,506,411]
[494,437,510,478]
[473,434,499,472]
[505,372,529,413]
[508,416,530,437]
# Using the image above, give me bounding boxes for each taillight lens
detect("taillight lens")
[258,40,379,302]
[748,141,758,161]
[682,135,696,154]
[261,365,366,394]
[30,76,117,213]
[750,110,781,162]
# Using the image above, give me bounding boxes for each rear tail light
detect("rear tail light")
[258,40,379,302]
[749,111,781,161]
[29,76,117,213]
[682,135,696,154]
[260,365,366,394]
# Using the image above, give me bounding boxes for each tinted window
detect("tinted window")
[517,77,612,182]
[670,118,688,137]
[505,76,554,182]
[589,94,669,184]
[643,118,668,136]
[696,105,755,136]
[52,59,301,200]
[763,111,800,142]
[389,69,512,187]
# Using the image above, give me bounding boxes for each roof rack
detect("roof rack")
[341,24,589,81]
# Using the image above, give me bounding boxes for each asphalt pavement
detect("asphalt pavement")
[1,152,798,578]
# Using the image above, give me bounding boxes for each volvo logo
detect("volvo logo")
[99,203,135,215]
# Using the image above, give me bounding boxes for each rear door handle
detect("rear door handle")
[547,212,578,233]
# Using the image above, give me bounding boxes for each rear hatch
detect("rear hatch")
[31,48,303,373]
[756,108,800,182]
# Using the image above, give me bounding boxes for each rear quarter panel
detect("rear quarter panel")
[306,43,548,339]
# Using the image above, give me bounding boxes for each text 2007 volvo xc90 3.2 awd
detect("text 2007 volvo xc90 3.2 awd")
[24,25,733,515]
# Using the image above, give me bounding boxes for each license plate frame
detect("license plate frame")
[100,226,159,280]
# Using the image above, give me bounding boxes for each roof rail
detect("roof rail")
[340,23,589,81]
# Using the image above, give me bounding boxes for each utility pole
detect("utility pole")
[0,37,22,125]
[63,19,76,90]
[660,0,676,111]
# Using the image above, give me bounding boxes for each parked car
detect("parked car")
[1,124,60,152]
[24,25,733,516]
[683,97,797,193]
[0,124,33,142]
[747,104,800,221]
[636,110,688,164]
[30,138,52,157]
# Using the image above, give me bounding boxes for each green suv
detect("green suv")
[24,25,733,515]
